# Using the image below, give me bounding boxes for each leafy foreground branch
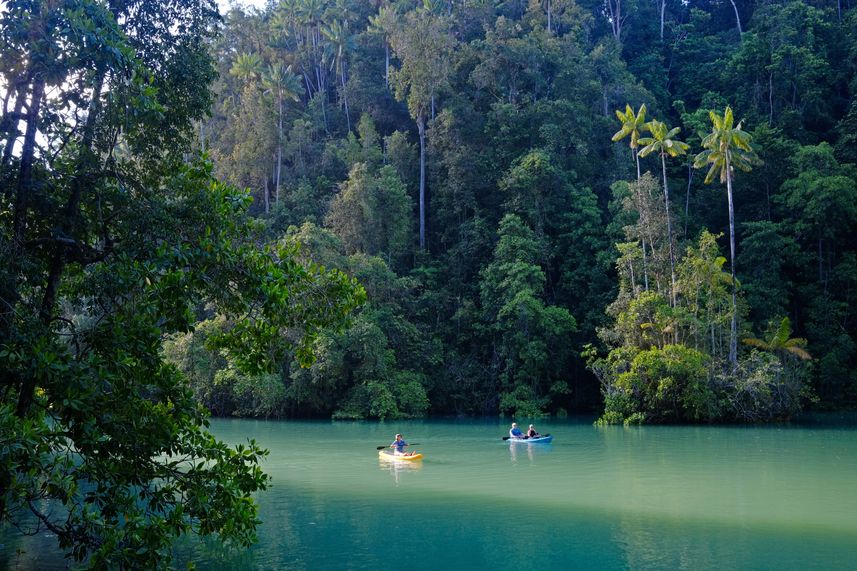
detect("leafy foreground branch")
[0,0,364,566]
[1,162,364,567]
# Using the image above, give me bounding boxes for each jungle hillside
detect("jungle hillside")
[175,0,857,423]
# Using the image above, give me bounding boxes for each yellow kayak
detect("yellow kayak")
[379,450,423,461]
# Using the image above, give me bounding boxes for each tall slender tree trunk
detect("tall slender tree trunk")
[303,72,313,97]
[640,231,650,291]
[547,0,552,33]
[275,98,283,206]
[607,0,623,41]
[264,172,270,214]
[418,114,426,251]
[341,66,350,132]
[768,71,774,124]
[660,0,666,40]
[634,149,649,290]
[384,43,390,88]
[726,166,738,366]
[685,160,693,237]
[661,154,676,307]
[729,0,743,36]
[634,148,641,180]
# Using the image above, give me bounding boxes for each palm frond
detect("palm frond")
[637,141,656,157]
[693,149,712,168]
[785,346,812,360]
[705,161,720,184]
[771,317,792,348]
[742,338,771,350]
[612,126,631,142]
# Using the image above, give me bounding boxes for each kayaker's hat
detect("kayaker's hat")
[395,434,402,438]
[511,423,517,427]
[529,424,534,429]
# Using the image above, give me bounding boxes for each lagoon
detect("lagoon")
[5,416,857,569]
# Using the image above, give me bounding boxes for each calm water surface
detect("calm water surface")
[4,416,857,569]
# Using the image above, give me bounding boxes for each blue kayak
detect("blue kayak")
[507,435,553,444]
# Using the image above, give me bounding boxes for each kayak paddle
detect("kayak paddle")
[376,443,420,450]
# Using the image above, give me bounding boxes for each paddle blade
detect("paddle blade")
[501,436,510,440]
[377,442,419,449]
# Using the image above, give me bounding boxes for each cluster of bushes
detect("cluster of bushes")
[594,345,812,425]
[590,224,814,424]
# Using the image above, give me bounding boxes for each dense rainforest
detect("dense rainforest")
[1,0,856,566]
[165,0,857,423]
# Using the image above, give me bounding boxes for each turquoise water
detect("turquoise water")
[4,416,857,569]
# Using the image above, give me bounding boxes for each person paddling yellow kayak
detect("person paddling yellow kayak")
[390,433,416,456]
[378,433,423,461]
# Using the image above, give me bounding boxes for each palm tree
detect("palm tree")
[368,4,394,89]
[612,103,648,180]
[271,1,300,47]
[297,0,328,129]
[743,317,812,361]
[638,119,689,308]
[322,19,353,132]
[262,63,303,207]
[386,10,455,251]
[230,52,263,87]
[694,106,761,366]
[421,0,445,15]
[612,103,651,290]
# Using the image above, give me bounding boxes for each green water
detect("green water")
[5,416,857,569]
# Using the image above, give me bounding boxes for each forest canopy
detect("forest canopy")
[3,0,857,565]
[177,0,857,422]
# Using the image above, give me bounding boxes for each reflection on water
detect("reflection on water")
[5,416,857,570]
[379,454,423,485]
[508,441,553,465]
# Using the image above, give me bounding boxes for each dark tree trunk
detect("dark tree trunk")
[12,78,45,254]
[38,71,105,328]
[1,80,28,177]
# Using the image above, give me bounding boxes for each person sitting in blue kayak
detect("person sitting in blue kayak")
[527,424,541,438]
[390,434,410,455]
[509,423,526,439]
